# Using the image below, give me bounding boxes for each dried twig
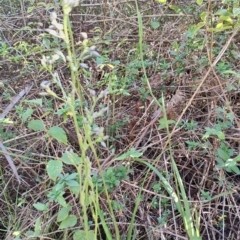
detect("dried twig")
[0,83,33,183]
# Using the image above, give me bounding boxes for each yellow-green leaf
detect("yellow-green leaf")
[155,0,166,4]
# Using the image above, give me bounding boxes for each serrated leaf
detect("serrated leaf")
[33,202,48,211]
[28,120,45,131]
[48,126,67,144]
[61,150,82,165]
[57,206,72,222]
[47,160,62,181]
[58,215,77,229]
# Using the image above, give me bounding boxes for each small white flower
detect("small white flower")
[80,32,88,39]
[80,63,88,69]
[46,29,60,38]
[99,89,109,98]
[52,21,63,31]
[90,50,101,57]
[89,89,96,96]
[41,56,47,67]
[66,56,72,62]
[52,54,60,61]
[39,92,49,96]
[40,80,51,89]
[50,11,57,21]
[72,65,77,72]
[48,25,55,29]
[89,46,96,51]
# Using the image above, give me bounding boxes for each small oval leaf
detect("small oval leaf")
[57,206,72,222]
[48,126,67,144]
[33,202,48,211]
[61,150,82,165]
[58,215,77,229]
[28,120,45,131]
[47,160,62,181]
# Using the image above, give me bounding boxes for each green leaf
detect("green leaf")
[203,127,225,140]
[73,230,95,240]
[200,12,207,21]
[66,180,79,187]
[217,148,230,161]
[69,185,80,196]
[48,126,67,144]
[25,98,43,107]
[129,148,143,158]
[219,15,233,24]
[34,217,41,237]
[196,0,203,5]
[28,120,45,131]
[230,165,240,174]
[57,206,72,222]
[57,195,68,207]
[27,6,35,13]
[158,118,175,130]
[0,118,13,124]
[216,131,225,140]
[47,160,62,181]
[233,8,240,17]
[22,108,34,122]
[58,215,77,229]
[169,5,182,14]
[61,150,82,165]
[33,202,48,211]
[115,148,142,160]
[234,154,240,162]
[151,21,160,29]
[215,9,228,16]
